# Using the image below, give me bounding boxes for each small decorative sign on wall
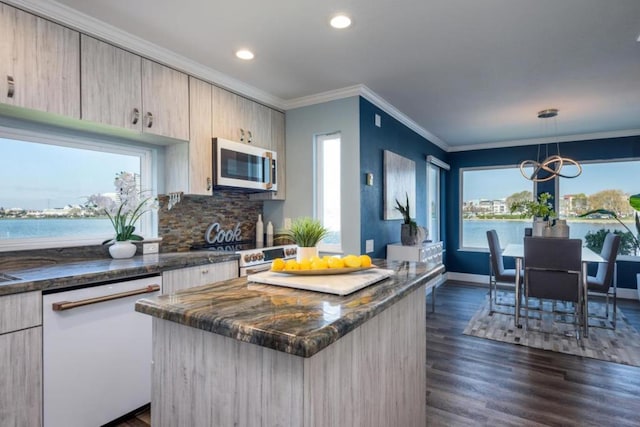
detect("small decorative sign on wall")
[383,150,416,220]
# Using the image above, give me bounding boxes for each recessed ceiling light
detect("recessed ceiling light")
[235,49,254,60]
[330,14,352,29]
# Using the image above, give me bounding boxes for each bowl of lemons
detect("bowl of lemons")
[271,254,374,275]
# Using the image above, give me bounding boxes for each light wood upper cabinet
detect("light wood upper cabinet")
[81,36,189,140]
[81,35,142,131]
[251,109,286,200]
[141,59,189,140]
[212,85,271,147]
[188,77,213,195]
[0,3,79,118]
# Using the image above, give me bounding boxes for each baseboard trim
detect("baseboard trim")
[446,272,639,301]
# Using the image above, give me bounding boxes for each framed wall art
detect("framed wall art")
[383,150,416,220]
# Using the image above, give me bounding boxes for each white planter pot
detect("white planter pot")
[532,218,547,237]
[108,241,137,259]
[296,246,318,262]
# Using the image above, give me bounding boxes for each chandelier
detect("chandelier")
[519,109,582,182]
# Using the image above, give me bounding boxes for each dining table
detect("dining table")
[502,243,605,337]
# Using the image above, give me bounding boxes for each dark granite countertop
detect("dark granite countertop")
[135,260,445,358]
[0,251,239,296]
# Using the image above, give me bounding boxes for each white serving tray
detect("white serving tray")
[247,268,394,296]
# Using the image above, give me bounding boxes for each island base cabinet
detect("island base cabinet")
[151,284,426,427]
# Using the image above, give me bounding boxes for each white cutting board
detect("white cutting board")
[247,268,394,296]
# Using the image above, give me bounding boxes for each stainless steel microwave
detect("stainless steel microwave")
[212,138,277,192]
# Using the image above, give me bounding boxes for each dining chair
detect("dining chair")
[523,237,584,341]
[486,230,522,314]
[587,233,621,328]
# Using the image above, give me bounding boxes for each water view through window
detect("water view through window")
[0,136,143,244]
[461,161,639,254]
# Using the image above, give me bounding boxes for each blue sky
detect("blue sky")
[1,138,139,210]
[464,161,639,201]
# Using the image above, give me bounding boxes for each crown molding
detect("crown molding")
[447,128,640,152]
[4,0,286,110]
[284,84,449,151]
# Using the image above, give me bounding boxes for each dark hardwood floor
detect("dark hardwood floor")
[114,281,640,427]
[426,282,640,427]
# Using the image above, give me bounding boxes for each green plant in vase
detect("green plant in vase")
[395,193,418,245]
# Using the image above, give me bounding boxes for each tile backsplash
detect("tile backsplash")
[158,192,263,252]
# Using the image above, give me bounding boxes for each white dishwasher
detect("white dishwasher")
[43,275,161,427]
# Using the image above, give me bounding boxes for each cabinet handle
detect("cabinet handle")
[240,128,245,142]
[247,130,253,143]
[7,75,14,98]
[51,284,161,311]
[206,177,212,191]
[265,151,273,190]
[146,112,154,128]
[132,108,140,125]
[201,269,209,274]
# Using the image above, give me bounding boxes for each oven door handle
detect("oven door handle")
[51,284,160,311]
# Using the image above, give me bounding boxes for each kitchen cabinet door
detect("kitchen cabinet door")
[141,59,190,140]
[246,100,272,148]
[165,76,212,194]
[212,85,246,142]
[162,261,238,295]
[188,77,213,195]
[0,291,43,427]
[0,327,42,427]
[81,35,142,132]
[212,85,271,146]
[0,3,80,118]
[251,109,286,200]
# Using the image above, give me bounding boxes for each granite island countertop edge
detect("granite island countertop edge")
[135,262,445,358]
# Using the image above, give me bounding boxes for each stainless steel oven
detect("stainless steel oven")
[213,137,277,192]
[193,242,297,277]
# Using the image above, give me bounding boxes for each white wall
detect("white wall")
[264,96,361,255]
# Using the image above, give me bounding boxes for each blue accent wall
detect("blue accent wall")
[359,97,447,258]
[446,135,640,288]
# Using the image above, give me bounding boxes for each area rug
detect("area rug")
[463,293,640,367]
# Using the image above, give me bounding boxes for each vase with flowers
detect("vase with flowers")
[86,171,156,259]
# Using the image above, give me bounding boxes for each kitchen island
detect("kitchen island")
[135,259,444,427]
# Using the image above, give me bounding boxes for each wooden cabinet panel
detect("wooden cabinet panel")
[246,100,272,147]
[162,261,238,295]
[188,77,213,195]
[81,35,142,131]
[0,291,42,335]
[0,327,43,427]
[212,85,271,146]
[0,3,79,118]
[81,36,189,140]
[212,85,245,142]
[141,59,189,140]
[251,109,286,200]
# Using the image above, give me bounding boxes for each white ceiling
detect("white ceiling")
[16,0,640,150]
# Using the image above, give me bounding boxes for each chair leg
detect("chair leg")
[612,284,617,329]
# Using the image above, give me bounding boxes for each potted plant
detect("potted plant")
[395,193,419,246]
[579,193,640,300]
[86,171,156,259]
[282,217,329,261]
[578,193,640,254]
[509,192,556,237]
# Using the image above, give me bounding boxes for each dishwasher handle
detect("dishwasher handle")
[52,284,160,311]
